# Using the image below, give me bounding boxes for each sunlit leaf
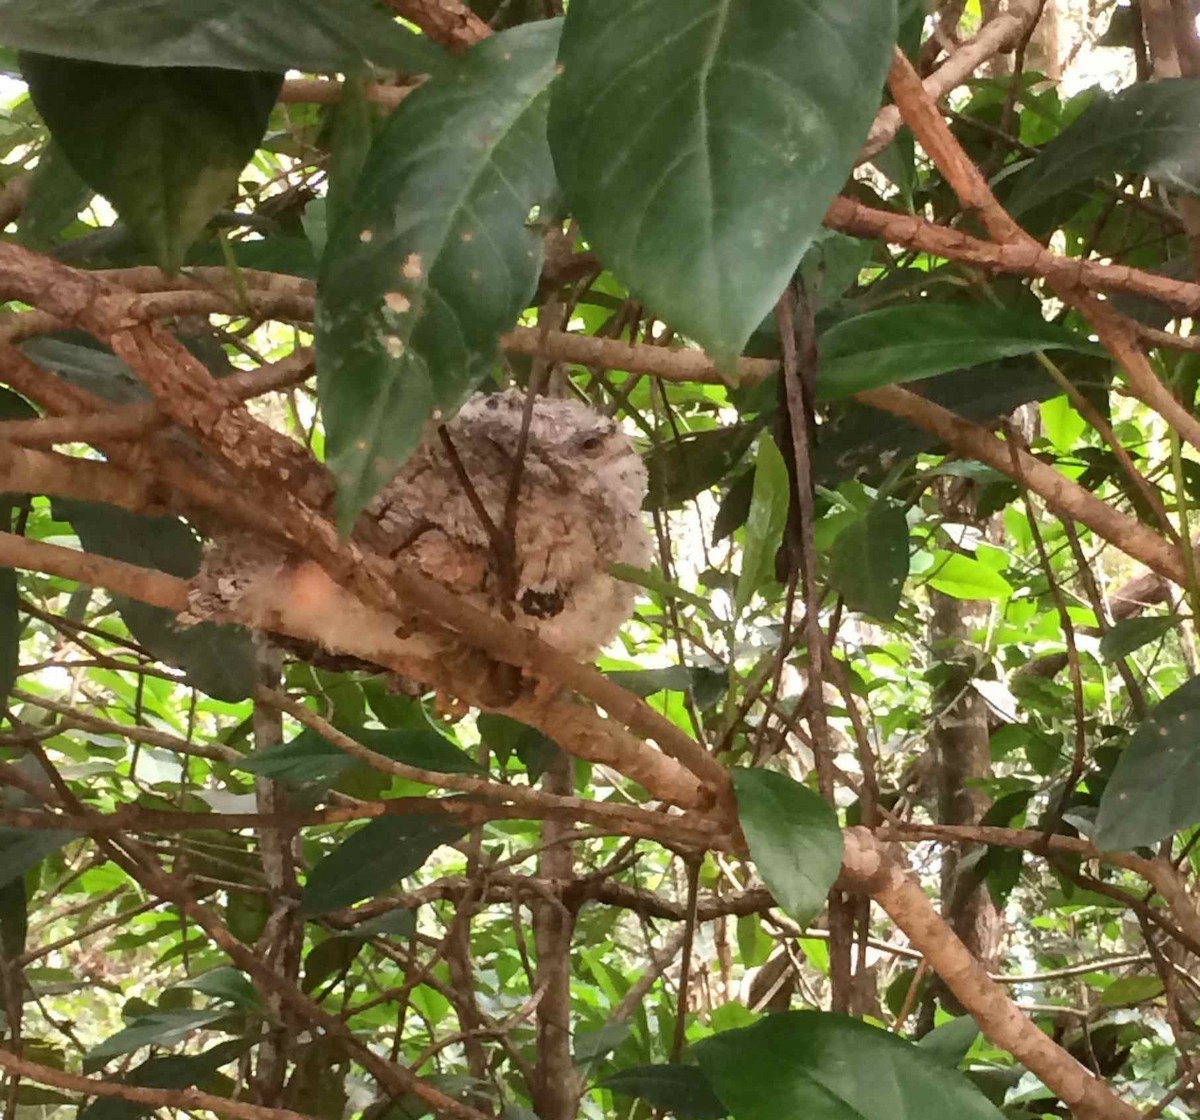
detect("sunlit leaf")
[924,552,1013,601]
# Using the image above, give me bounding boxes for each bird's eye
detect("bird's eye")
[580,435,604,452]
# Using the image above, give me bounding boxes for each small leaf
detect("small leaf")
[1008,79,1200,215]
[0,878,26,960]
[1095,676,1200,849]
[601,1065,727,1120]
[693,1012,1004,1120]
[917,1017,980,1068]
[731,769,841,924]
[1099,616,1178,663]
[16,140,91,249]
[924,553,1013,601]
[22,54,281,271]
[478,713,558,781]
[300,815,467,914]
[550,0,896,368]
[645,426,758,511]
[0,828,77,891]
[1099,975,1164,1007]
[574,1020,630,1065]
[317,20,560,525]
[84,1009,227,1072]
[240,726,483,785]
[81,1039,249,1120]
[734,436,789,615]
[828,502,909,620]
[53,499,254,701]
[606,665,728,710]
[816,306,1099,399]
[0,0,443,74]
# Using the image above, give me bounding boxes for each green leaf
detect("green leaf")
[240,726,483,786]
[1099,616,1178,663]
[317,20,560,526]
[731,769,841,924]
[816,306,1098,399]
[0,567,19,705]
[16,140,91,250]
[828,502,909,620]
[645,426,758,511]
[52,499,254,701]
[22,54,282,272]
[693,1012,1004,1120]
[477,713,558,781]
[734,436,789,615]
[924,552,1013,601]
[550,0,896,369]
[0,828,77,891]
[325,70,376,248]
[1008,79,1200,215]
[1099,975,1163,1007]
[0,877,26,960]
[1095,676,1200,849]
[601,1065,728,1120]
[0,0,443,73]
[82,1039,249,1120]
[606,665,728,710]
[300,815,467,914]
[917,1017,980,1068]
[84,1009,227,1072]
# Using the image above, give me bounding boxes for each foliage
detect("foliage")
[0,3,1194,1120]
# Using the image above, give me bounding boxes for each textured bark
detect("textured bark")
[531,752,579,1120]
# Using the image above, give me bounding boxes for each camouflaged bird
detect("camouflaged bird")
[185,390,651,669]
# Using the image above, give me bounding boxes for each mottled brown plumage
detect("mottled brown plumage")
[186,390,650,668]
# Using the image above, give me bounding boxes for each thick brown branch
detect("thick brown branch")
[840,828,1141,1120]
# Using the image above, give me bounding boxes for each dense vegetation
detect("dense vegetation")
[0,2,1195,1119]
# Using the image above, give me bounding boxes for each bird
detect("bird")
[185,389,651,675]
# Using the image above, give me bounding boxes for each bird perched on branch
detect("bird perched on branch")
[185,389,650,674]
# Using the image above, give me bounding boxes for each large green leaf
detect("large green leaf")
[22,54,282,272]
[1008,79,1200,216]
[550,0,896,368]
[52,500,254,701]
[317,20,560,526]
[240,726,484,785]
[300,815,467,914]
[924,552,1013,602]
[828,501,909,620]
[1095,676,1200,849]
[0,0,442,73]
[694,1012,1004,1120]
[734,435,789,615]
[601,1065,728,1120]
[731,769,841,924]
[816,305,1099,399]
